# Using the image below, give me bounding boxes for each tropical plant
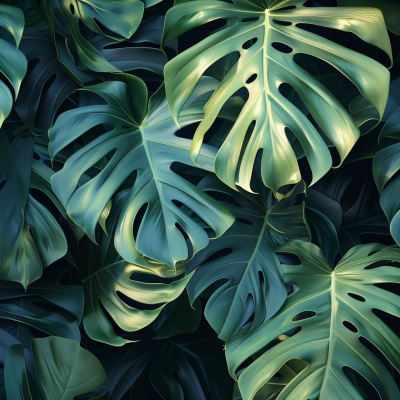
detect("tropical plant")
[227,241,400,399]
[161,0,391,193]
[1,0,400,399]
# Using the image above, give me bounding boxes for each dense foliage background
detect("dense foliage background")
[1,0,400,399]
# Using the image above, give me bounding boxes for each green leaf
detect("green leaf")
[32,336,106,400]
[73,190,194,346]
[30,0,150,74]
[227,242,400,400]
[162,0,391,193]
[338,0,400,35]
[373,143,400,246]
[307,158,393,256]
[13,27,81,136]
[49,77,239,268]
[0,134,67,289]
[0,275,84,341]
[4,344,42,400]
[0,4,27,127]
[187,176,309,341]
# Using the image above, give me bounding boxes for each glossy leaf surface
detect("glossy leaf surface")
[162,0,391,193]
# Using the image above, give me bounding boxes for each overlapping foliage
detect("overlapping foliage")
[1,0,400,399]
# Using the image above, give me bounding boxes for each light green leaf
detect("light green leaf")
[227,242,400,400]
[49,77,240,268]
[32,336,106,400]
[187,176,309,341]
[162,0,391,193]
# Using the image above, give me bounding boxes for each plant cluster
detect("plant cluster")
[1,0,400,399]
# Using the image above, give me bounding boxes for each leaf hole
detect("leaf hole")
[359,337,397,376]
[70,4,75,14]
[343,320,358,333]
[236,217,253,226]
[272,19,292,26]
[348,293,366,302]
[296,23,391,68]
[372,308,400,336]
[133,203,148,241]
[272,42,293,54]
[242,37,258,50]
[172,199,184,208]
[175,222,189,242]
[276,252,301,266]
[241,17,260,23]
[292,311,316,322]
[286,283,299,295]
[374,282,400,297]
[116,291,166,311]
[0,180,6,191]
[202,248,233,265]
[246,73,258,85]
[274,5,296,11]
[342,367,381,400]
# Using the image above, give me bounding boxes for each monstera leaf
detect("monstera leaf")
[66,189,194,346]
[30,0,161,74]
[14,27,81,136]
[374,143,400,247]
[162,0,391,193]
[186,175,309,341]
[49,77,241,268]
[5,336,106,400]
[0,133,68,289]
[87,14,172,76]
[372,86,400,247]
[226,242,400,400]
[0,275,84,342]
[0,4,27,127]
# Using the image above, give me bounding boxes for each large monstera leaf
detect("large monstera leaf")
[69,189,194,346]
[49,77,240,268]
[226,242,400,400]
[30,0,161,74]
[0,4,27,127]
[162,0,391,193]
[186,175,309,341]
